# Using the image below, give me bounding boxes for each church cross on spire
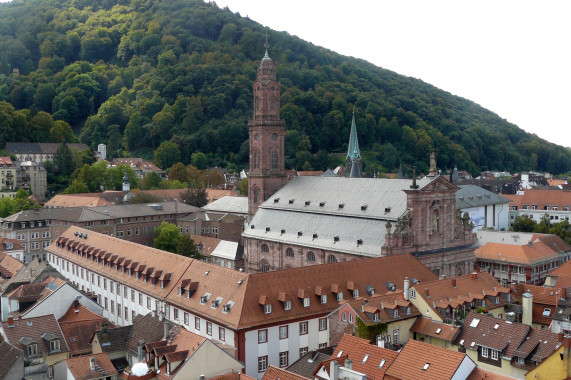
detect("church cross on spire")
[264,30,270,59]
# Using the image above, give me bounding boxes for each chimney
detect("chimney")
[152,310,157,318]
[404,277,410,301]
[451,279,456,288]
[74,299,80,311]
[344,358,352,370]
[90,357,95,371]
[7,317,14,327]
[439,274,447,280]
[471,272,478,280]
[163,320,169,340]
[522,293,533,326]
[330,360,339,380]
[424,288,430,298]
[158,311,164,322]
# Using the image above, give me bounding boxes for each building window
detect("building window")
[353,289,359,298]
[50,340,60,352]
[104,297,108,310]
[299,322,308,335]
[319,318,327,331]
[264,304,272,314]
[219,327,225,341]
[284,300,291,310]
[184,312,189,325]
[279,351,288,368]
[491,349,499,360]
[286,248,294,258]
[306,251,315,262]
[337,292,344,301]
[206,322,212,336]
[253,187,260,204]
[319,343,327,349]
[27,344,38,356]
[393,329,399,346]
[279,325,288,339]
[260,261,270,272]
[258,355,268,373]
[481,347,489,358]
[254,149,260,169]
[300,347,308,357]
[349,313,354,323]
[271,150,278,170]
[261,244,269,253]
[147,297,151,309]
[328,255,337,263]
[258,329,268,343]
[303,297,310,307]
[124,307,129,321]
[195,317,200,330]
[173,308,179,321]
[342,312,347,322]
[321,295,327,304]
[410,289,416,299]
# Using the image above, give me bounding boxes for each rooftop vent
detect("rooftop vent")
[384,207,391,213]
[385,282,396,292]
[266,227,270,232]
[357,239,363,246]
[319,202,325,207]
[289,199,294,204]
[313,233,318,239]
[273,198,279,203]
[250,225,255,229]
[281,229,285,235]
[338,203,345,209]
[305,201,311,206]
[298,231,302,237]
[361,205,368,211]
[334,236,339,242]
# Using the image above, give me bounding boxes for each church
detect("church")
[242,46,476,278]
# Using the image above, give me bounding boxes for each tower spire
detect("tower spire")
[263,30,270,60]
[345,108,362,178]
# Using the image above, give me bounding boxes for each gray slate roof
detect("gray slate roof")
[203,196,248,214]
[456,185,511,209]
[0,341,23,379]
[244,176,435,256]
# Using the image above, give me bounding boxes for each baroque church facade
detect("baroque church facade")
[244,48,476,278]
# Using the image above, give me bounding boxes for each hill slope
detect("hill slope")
[0,0,569,175]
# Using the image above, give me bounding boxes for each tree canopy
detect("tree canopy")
[0,0,569,176]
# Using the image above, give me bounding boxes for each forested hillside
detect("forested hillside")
[0,0,569,175]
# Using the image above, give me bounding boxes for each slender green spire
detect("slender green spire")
[263,30,270,60]
[346,109,361,162]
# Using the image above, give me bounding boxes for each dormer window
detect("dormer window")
[284,301,291,310]
[264,304,272,314]
[160,280,165,289]
[394,309,399,318]
[353,289,359,298]
[27,343,38,356]
[374,313,379,321]
[178,287,182,296]
[303,298,310,307]
[50,339,60,352]
[495,296,500,303]
[337,292,344,302]
[320,295,327,304]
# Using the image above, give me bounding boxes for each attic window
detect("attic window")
[289,199,294,204]
[435,328,442,334]
[281,229,285,235]
[305,201,311,206]
[470,342,476,348]
[313,233,318,239]
[384,207,391,213]
[470,318,480,328]
[543,308,551,316]
[334,236,339,242]
[250,225,255,229]
[274,198,279,203]
[337,350,343,358]
[298,231,303,237]
[264,304,272,314]
[493,324,499,330]
[379,359,386,368]
[200,293,212,304]
[423,363,430,371]
[266,227,270,232]
[361,205,367,210]
[338,203,344,209]
[319,202,325,207]
[357,239,363,246]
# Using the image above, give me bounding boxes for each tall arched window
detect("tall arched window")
[306,251,315,262]
[254,149,260,169]
[253,187,260,204]
[260,260,270,272]
[432,209,440,232]
[270,96,276,111]
[328,255,337,263]
[285,248,294,258]
[271,149,278,170]
[256,96,261,111]
[261,244,269,253]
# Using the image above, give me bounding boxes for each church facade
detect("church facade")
[243,49,476,278]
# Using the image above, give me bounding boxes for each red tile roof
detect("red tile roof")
[466,367,516,380]
[0,251,24,279]
[410,317,460,342]
[64,353,117,380]
[262,366,310,380]
[475,237,570,265]
[327,334,398,379]
[503,189,571,209]
[342,292,420,325]
[58,303,108,356]
[384,339,472,380]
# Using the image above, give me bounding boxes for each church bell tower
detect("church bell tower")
[248,39,286,217]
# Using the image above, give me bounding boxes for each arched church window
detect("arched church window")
[256,96,261,111]
[455,263,464,277]
[254,149,260,169]
[253,187,260,204]
[285,248,294,258]
[270,96,276,111]
[306,251,315,262]
[260,260,270,272]
[271,149,278,169]
[328,255,337,263]
[261,244,269,253]
[432,209,440,232]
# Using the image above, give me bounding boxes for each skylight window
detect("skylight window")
[470,318,480,327]
[435,328,442,334]
[362,354,369,363]
[470,342,476,348]
[493,324,499,330]
[379,359,386,368]
[423,363,430,371]
[337,350,343,358]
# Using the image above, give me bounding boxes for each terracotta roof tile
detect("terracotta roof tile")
[475,239,567,265]
[262,366,310,380]
[93,325,132,352]
[58,303,107,356]
[454,312,530,358]
[208,372,256,380]
[0,341,23,379]
[0,314,70,357]
[342,293,420,325]
[466,367,517,380]
[504,189,571,209]
[327,334,398,379]
[410,317,460,342]
[64,353,117,380]
[384,339,472,380]
[191,234,222,257]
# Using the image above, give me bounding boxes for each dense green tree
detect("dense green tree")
[153,221,182,253]
[167,162,189,183]
[511,216,537,233]
[63,179,89,194]
[181,186,208,207]
[154,141,181,169]
[141,171,161,190]
[176,234,202,259]
[191,152,208,170]
[129,192,162,204]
